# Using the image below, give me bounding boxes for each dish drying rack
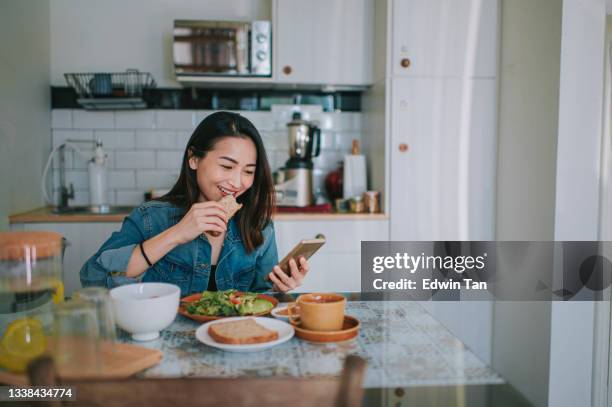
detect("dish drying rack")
[64,69,156,110]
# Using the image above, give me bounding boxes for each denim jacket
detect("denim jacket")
[80,200,277,296]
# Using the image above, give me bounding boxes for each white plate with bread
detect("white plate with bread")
[195,316,294,352]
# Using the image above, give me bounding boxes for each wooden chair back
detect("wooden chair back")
[28,354,367,407]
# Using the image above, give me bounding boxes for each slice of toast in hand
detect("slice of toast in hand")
[208,318,279,345]
[207,195,243,238]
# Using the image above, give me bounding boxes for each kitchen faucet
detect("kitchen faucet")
[58,144,74,209]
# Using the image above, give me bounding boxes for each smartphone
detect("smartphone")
[278,238,326,275]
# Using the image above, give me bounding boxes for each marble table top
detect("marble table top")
[122,300,504,389]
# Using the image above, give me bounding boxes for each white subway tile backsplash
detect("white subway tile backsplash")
[72,150,89,169]
[261,149,275,168]
[155,110,195,130]
[136,130,176,149]
[272,105,324,130]
[65,170,89,190]
[272,149,290,171]
[69,189,90,206]
[108,170,136,189]
[342,112,362,130]
[52,130,93,148]
[314,113,335,130]
[239,111,275,131]
[261,131,288,150]
[334,131,361,151]
[136,170,179,189]
[115,111,156,129]
[156,150,184,170]
[175,131,192,149]
[116,190,145,206]
[73,111,114,129]
[102,150,115,169]
[94,130,136,149]
[313,150,344,171]
[67,149,113,171]
[107,190,117,206]
[317,112,362,131]
[50,108,361,206]
[319,131,335,150]
[51,109,72,129]
[194,110,215,125]
[51,150,73,169]
[115,151,156,169]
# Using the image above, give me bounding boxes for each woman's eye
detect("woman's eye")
[220,165,232,170]
[245,171,255,175]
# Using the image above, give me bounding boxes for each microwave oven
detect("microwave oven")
[173,20,272,78]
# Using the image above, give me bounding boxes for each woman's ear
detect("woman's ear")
[187,148,199,170]
[188,156,198,170]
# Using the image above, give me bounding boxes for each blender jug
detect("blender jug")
[287,112,321,161]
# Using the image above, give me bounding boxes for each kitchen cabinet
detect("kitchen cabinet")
[273,218,389,292]
[10,222,122,297]
[274,0,374,86]
[392,0,499,78]
[389,76,497,240]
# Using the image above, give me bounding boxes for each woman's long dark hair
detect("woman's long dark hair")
[160,111,275,253]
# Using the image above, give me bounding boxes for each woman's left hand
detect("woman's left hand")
[268,257,309,293]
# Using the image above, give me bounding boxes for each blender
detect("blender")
[275,112,321,207]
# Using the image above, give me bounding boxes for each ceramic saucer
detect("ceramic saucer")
[290,315,360,343]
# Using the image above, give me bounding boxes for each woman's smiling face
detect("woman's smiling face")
[188,136,257,202]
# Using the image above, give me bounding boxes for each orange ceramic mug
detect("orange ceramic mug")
[287,293,346,331]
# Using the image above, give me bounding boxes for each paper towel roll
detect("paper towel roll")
[343,154,367,199]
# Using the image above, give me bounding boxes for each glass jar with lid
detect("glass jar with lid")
[0,231,64,373]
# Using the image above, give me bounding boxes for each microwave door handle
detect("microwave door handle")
[237,25,248,74]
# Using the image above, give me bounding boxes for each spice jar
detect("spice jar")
[363,191,381,213]
[349,196,365,213]
[335,198,349,213]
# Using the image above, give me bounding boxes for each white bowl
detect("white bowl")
[110,283,180,341]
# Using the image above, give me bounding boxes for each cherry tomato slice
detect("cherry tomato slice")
[229,292,242,305]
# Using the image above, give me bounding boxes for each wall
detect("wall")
[50,107,362,207]
[495,0,560,241]
[49,0,271,87]
[491,0,562,405]
[548,0,606,406]
[0,1,51,230]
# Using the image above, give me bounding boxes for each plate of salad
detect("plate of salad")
[178,289,279,322]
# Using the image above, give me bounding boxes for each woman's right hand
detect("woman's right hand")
[171,202,228,245]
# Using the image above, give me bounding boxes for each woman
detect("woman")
[80,111,309,295]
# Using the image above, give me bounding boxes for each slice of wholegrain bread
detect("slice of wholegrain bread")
[219,194,243,219]
[207,195,243,238]
[208,318,279,345]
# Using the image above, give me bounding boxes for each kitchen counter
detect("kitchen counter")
[9,207,388,224]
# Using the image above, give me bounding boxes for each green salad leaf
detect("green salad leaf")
[185,289,273,317]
